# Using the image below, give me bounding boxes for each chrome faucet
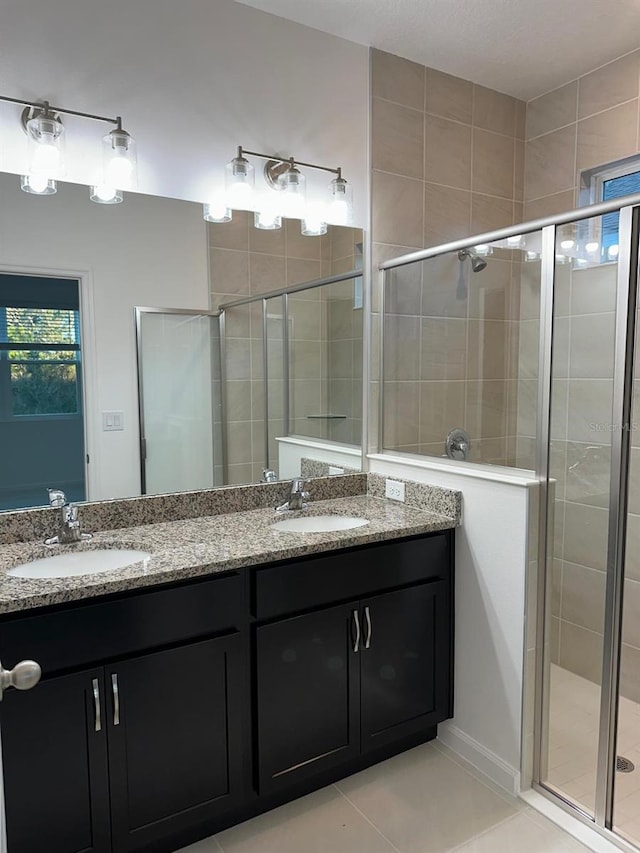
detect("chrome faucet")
[261,469,278,483]
[45,489,93,545]
[276,478,310,513]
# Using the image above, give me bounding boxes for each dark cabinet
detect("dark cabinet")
[255,571,452,794]
[108,635,245,851]
[1,634,244,853]
[361,580,451,750]
[255,602,360,793]
[2,668,111,853]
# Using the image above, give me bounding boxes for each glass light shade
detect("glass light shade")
[26,114,65,179]
[506,234,523,248]
[103,128,137,190]
[20,174,56,195]
[301,202,327,236]
[225,156,255,211]
[608,244,620,260]
[254,209,282,230]
[90,185,123,204]
[474,244,493,256]
[585,241,600,254]
[525,251,540,262]
[327,176,352,226]
[203,193,232,222]
[278,166,306,219]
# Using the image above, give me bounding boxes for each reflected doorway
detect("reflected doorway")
[0,273,85,510]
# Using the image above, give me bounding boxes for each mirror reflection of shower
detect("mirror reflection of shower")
[456,248,488,298]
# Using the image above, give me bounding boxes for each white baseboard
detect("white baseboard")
[437,723,521,795]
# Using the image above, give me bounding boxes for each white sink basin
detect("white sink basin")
[7,549,151,579]
[271,515,369,533]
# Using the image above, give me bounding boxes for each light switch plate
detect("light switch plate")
[385,479,405,502]
[102,411,124,431]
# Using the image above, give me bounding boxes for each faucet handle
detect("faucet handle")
[291,477,307,493]
[48,488,67,508]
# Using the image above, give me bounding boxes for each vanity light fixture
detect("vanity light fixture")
[0,94,137,200]
[208,146,353,235]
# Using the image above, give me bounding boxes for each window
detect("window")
[0,276,82,419]
[580,155,640,263]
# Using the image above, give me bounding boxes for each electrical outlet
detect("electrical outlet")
[385,479,405,502]
[328,466,345,475]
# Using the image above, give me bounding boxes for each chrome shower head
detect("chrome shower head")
[458,248,487,273]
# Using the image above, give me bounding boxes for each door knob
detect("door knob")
[0,659,41,699]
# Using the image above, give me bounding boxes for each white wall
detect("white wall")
[0,0,369,225]
[0,173,209,500]
[368,454,537,793]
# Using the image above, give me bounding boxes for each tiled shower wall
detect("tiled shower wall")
[208,217,362,483]
[523,49,640,699]
[370,47,529,463]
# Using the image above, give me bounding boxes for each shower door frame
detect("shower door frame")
[377,194,640,849]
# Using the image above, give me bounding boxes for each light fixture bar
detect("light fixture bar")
[238,146,342,178]
[0,94,122,128]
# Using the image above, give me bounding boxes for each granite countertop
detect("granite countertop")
[0,495,458,615]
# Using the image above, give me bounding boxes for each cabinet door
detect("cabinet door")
[1,668,111,853]
[360,580,451,751]
[255,602,360,794]
[107,634,245,852]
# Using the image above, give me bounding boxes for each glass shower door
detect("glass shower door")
[136,308,220,495]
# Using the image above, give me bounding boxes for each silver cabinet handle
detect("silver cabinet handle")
[0,659,41,700]
[111,673,120,726]
[364,606,372,649]
[92,678,101,732]
[352,609,361,653]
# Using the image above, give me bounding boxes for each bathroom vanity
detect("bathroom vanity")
[0,488,457,853]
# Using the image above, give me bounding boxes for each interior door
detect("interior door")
[136,308,220,495]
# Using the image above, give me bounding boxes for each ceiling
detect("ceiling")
[235,0,640,101]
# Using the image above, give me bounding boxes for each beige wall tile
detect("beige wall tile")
[465,379,509,438]
[419,380,465,443]
[290,340,322,380]
[249,219,285,255]
[211,248,250,295]
[421,252,468,319]
[472,129,514,198]
[424,114,472,189]
[424,182,470,247]
[372,97,424,180]
[559,621,603,684]
[578,51,640,119]
[514,140,525,202]
[286,258,322,287]
[527,82,578,139]
[566,378,614,444]
[425,67,473,123]
[563,500,609,570]
[467,257,512,320]
[571,263,617,315]
[289,299,322,340]
[524,190,575,221]
[384,314,421,380]
[561,561,606,634]
[471,193,514,234]
[466,319,509,381]
[385,262,422,315]
[371,48,425,110]
[515,99,527,140]
[473,85,517,137]
[383,381,420,446]
[525,124,577,201]
[226,421,252,465]
[249,253,286,294]
[330,225,361,262]
[372,170,424,246]
[568,313,615,379]
[577,100,639,172]
[620,642,640,702]
[224,304,251,338]
[420,317,467,381]
[286,218,322,260]
[209,211,250,251]
[622,578,640,648]
[225,379,252,421]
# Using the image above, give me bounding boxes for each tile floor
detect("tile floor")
[546,664,640,847]
[178,740,593,853]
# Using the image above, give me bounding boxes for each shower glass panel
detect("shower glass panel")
[288,277,363,445]
[382,234,542,468]
[137,309,220,495]
[265,295,286,473]
[541,215,619,817]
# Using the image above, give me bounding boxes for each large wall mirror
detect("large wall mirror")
[0,173,363,512]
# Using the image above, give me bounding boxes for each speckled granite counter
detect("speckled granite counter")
[0,494,459,615]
